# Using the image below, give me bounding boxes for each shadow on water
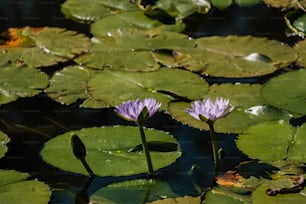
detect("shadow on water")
[0,0,300,203]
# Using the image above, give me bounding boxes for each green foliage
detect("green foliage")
[0,131,9,159]
[41,126,181,176]
[0,170,51,204]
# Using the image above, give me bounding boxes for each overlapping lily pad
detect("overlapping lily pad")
[0,130,9,159]
[0,66,49,105]
[261,69,306,115]
[0,27,90,68]
[87,68,208,109]
[45,65,107,108]
[236,120,306,162]
[90,11,184,37]
[295,39,306,67]
[0,170,51,204]
[157,36,298,77]
[41,126,181,177]
[90,179,179,203]
[168,84,290,133]
[61,0,138,23]
[285,11,306,38]
[76,29,194,71]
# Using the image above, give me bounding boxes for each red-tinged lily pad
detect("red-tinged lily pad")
[0,169,51,204]
[0,66,49,105]
[0,27,90,68]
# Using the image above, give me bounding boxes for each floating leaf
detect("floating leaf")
[0,66,49,105]
[0,170,51,204]
[152,0,211,19]
[76,29,194,71]
[61,0,138,23]
[252,183,306,204]
[204,187,251,204]
[261,69,306,115]
[285,10,306,38]
[90,179,179,204]
[148,195,201,204]
[45,66,107,108]
[87,68,208,109]
[0,130,9,159]
[235,0,261,7]
[165,36,297,77]
[211,0,233,10]
[236,120,306,162]
[168,84,290,133]
[294,39,306,67]
[90,11,184,37]
[41,126,181,176]
[263,0,306,10]
[0,27,90,68]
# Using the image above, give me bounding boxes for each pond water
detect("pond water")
[0,1,304,204]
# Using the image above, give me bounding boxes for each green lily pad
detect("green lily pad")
[90,179,179,204]
[168,84,290,133]
[235,0,261,7]
[261,69,306,115]
[236,120,306,162]
[0,27,91,68]
[211,0,233,10]
[152,0,211,19]
[61,0,138,23]
[294,39,306,67]
[0,169,51,204]
[164,36,297,77]
[285,10,306,38]
[204,187,251,204]
[0,66,49,105]
[252,183,306,204]
[46,65,107,108]
[87,68,208,109]
[0,130,9,159]
[263,0,306,10]
[76,29,194,71]
[41,126,181,176]
[90,11,184,37]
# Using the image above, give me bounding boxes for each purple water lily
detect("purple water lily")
[115,98,162,122]
[186,97,234,122]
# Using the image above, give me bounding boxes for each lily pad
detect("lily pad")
[90,179,179,204]
[41,126,181,176]
[90,11,184,37]
[0,130,9,159]
[236,120,306,162]
[163,36,297,77]
[0,169,51,204]
[76,29,194,71]
[285,10,306,38]
[61,0,138,23]
[0,66,49,105]
[87,68,208,109]
[252,183,306,204]
[167,84,290,133]
[46,65,107,108]
[0,27,91,68]
[261,69,306,115]
[294,39,306,67]
[204,187,251,204]
[263,0,306,10]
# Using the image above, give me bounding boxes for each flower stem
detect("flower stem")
[138,125,154,176]
[208,122,219,173]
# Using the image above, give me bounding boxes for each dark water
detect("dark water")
[0,1,301,203]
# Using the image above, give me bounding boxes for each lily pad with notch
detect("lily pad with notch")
[87,68,208,109]
[0,65,49,105]
[41,126,181,177]
[0,27,91,68]
[167,83,290,133]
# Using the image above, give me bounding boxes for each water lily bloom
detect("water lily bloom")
[186,97,234,122]
[115,98,162,122]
